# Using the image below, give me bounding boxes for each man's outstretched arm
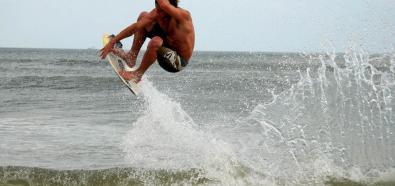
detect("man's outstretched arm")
[100,10,156,59]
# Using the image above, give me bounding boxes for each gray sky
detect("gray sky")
[1,0,394,52]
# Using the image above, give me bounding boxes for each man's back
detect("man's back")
[154,5,195,61]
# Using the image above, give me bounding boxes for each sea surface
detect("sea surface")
[0,48,394,185]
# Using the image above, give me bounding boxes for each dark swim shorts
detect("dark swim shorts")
[146,23,167,40]
[156,47,188,73]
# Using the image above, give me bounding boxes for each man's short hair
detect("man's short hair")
[169,0,179,7]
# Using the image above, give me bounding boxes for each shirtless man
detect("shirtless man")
[100,0,195,83]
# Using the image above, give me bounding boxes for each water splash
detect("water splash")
[121,48,394,185]
[231,48,395,185]
[121,77,256,185]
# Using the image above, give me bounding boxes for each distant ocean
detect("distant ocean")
[0,48,394,185]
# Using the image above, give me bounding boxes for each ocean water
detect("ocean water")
[0,48,394,185]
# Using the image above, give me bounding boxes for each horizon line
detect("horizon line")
[0,46,336,54]
[0,46,390,55]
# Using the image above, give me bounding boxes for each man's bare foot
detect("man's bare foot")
[112,49,136,68]
[119,70,142,83]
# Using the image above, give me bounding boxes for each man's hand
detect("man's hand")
[100,41,115,59]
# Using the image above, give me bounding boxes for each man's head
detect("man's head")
[169,0,178,7]
[155,0,179,7]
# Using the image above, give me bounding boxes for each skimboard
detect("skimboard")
[102,33,141,96]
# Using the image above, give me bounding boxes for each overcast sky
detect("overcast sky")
[0,0,394,52]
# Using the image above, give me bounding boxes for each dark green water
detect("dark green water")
[1,166,394,186]
[0,166,209,186]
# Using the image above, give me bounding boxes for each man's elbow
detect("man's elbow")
[127,23,141,35]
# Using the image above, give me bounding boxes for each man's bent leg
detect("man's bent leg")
[119,36,163,83]
[126,12,149,67]
[113,12,148,68]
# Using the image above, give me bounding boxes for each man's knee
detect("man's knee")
[138,11,148,21]
[147,36,163,50]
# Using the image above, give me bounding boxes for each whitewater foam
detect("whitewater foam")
[121,77,256,184]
